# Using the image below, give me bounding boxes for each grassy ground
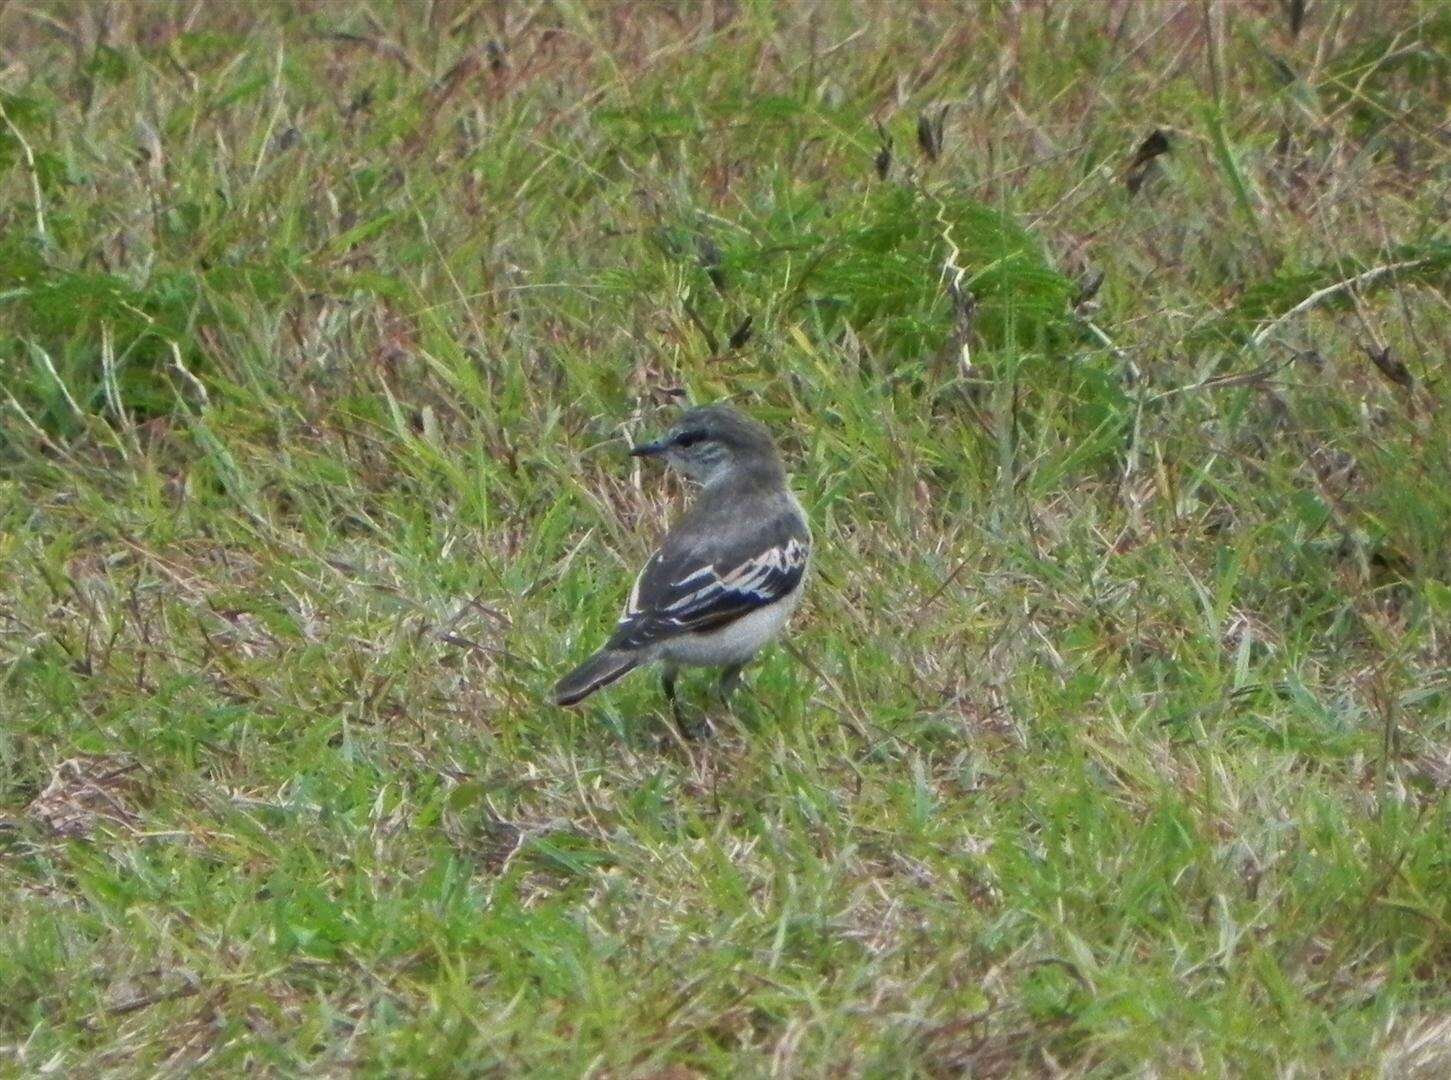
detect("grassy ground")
[2,0,1450,1074]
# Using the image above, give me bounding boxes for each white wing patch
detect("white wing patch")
[662,538,808,615]
[622,553,659,620]
[671,565,716,590]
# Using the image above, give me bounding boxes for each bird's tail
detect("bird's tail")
[552,648,640,707]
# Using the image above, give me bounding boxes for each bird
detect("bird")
[553,403,811,720]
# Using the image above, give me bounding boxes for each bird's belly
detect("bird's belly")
[659,590,801,668]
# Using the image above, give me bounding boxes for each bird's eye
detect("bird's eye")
[674,431,705,448]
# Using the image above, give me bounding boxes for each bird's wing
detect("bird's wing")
[608,513,808,651]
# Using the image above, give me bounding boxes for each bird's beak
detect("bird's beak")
[628,438,668,458]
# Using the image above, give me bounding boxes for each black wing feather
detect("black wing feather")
[608,512,808,651]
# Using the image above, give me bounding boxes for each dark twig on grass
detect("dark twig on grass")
[1125,128,1171,195]
[873,120,892,179]
[1362,345,1415,391]
[917,105,948,163]
[680,299,719,355]
[727,315,754,350]
[1282,0,1309,38]
[697,236,726,292]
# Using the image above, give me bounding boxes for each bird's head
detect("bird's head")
[629,404,781,485]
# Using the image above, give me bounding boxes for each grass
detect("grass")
[2,0,1450,1074]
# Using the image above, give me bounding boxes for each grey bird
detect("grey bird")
[553,404,811,717]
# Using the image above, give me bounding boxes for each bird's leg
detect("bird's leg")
[662,666,680,724]
[718,663,746,702]
[664,665,712,739]
[718,662,767,731]
[660,665,700,744]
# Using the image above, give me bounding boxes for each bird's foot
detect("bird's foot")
[678,711,717,740]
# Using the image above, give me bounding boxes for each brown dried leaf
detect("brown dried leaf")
[1363,345,1414,391]
[26,755,142,839]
